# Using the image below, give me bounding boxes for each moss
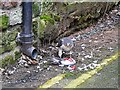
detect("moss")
[0,33,2,45]
[1,30,17,53]
[0,15,9,30]
[14,51,21,60]
[78,15,86,24]
[1,55,13,68]
[1,50,21,68]
[33,21,38,37]
[7,31,18,42]
[52,14,60,21]
[2,41,16,53]
[79,22,89,29]
[0,46,4,54]
[32,2,40,17]
[93,12,101,18]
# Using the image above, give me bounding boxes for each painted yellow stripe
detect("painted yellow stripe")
[39,74,66,88]
[64,51,120,88]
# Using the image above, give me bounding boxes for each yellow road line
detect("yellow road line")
[38,51,119,89]
[64,51,120,88]
[39,74,66,88]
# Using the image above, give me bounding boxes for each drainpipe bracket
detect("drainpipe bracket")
[16,33,34,44]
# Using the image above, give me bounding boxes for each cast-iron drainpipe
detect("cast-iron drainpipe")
[17,1,37,59]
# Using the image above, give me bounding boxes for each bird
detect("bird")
[56,37,74,58]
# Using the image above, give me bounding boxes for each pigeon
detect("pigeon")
[56,37,74,58]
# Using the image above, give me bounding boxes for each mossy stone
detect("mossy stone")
[1,55,13,68]
[1,49,21,68]
[2,41,16,53]
[7,31,18,42]
[0,46,4,54]
[1,30,17,53]
[14,51,21,60]
[0,15,9,30]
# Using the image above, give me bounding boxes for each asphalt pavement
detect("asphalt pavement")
[77,59,119,88]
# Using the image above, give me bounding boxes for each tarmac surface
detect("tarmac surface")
[77,59,119,88]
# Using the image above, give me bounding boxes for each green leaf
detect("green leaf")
[40,15,55,24]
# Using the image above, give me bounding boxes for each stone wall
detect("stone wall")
[0,2,40,68]
[0,2,22,68]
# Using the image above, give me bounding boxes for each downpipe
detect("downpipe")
[17,1,37,59]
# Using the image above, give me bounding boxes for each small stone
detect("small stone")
[37,66,40,69]
[81,58,85,62]
[94,40,98,43]
[59,64,64,67]
[90,66,95,70]
[55,69,58,71]
[37,55,43,59]
[111,78,116,80]
[93,60,98,63]
[13,67,16,70]
[95,37,98,40]
[8,81,11,84]
[81,46,85,49]
[90,63,98,69]
[99,24,104,28]
[39,56,43,60]
[35,70,38,73]
[107,20,112,25]
[39,68,43,71]
[112,9,118,14]
[43,75,46,77]
[43,61,47,64]
[96,64,100,67]
[71,37,76,42]
[56,81,59,84]
[96,72,101,76]
[116,12,120,16]
[89,40,92,42]
[81,44,86,47]
[108,47,114,50]
[88,64,95,70]
[27,71,30,73]
[47,67,50,71]
[83,64,88,71]
[18,59,27,64]
[84,55,92,59]
[4,72,8,75]
[24,63,29,68]
[78,67,84,71]
[22,80,26,83]
[84,68,88,71]
[82,52,86,56]
[0,68,5,72]
[8,70,14,75]
[42,50,47,53]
